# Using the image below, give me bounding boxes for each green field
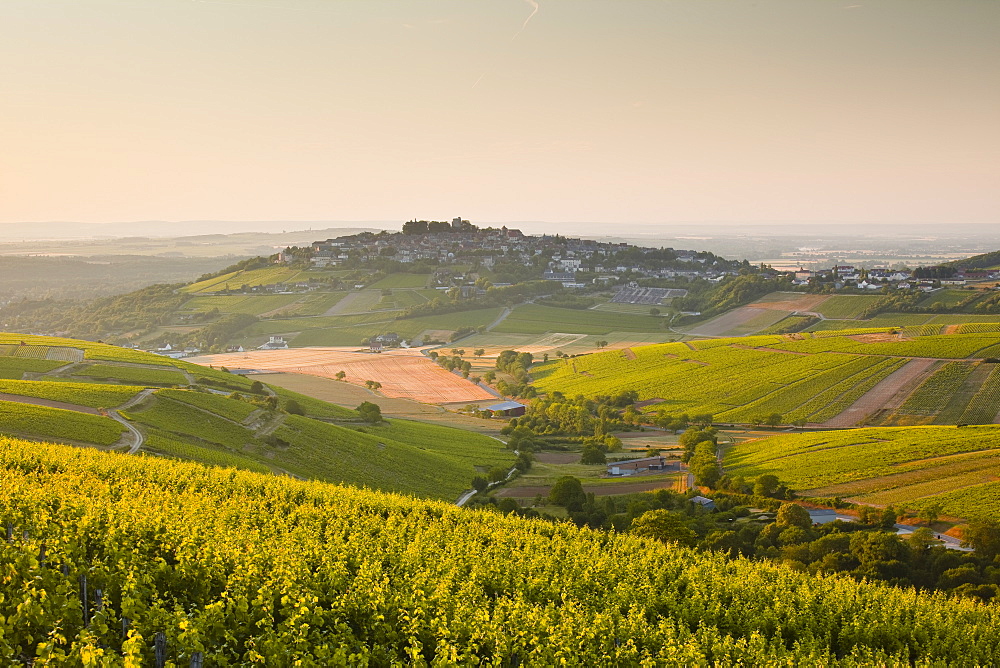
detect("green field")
[368,273,431,289]
[493,304,665,335]
[72,363,189,386]
[2,437,999,665]
[181,293,306,315]
[288,308,504,347]
[918,289,974,308]
[533,339,903,424]
[0,379,144,409]
[182,266,304,294]
[724,425,1000,521]
[0,357,65,379]
[881,362,978,425]
[123,390,512,500]
[0,401,125,445]
[814,295,882,319]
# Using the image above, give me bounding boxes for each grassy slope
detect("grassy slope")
[1,437,999,665]
[724,425,1000,520]
[493,303,664,334]
[123,389,512,500]
[0,400,125,445]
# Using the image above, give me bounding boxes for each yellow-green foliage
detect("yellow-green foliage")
[0,401,124,445]
[0,379,143,409]
[1,437,999,664]
[724,425,1000,520]
[533,341,900,423]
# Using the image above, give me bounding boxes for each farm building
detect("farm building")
[689,496,716,510]
[485,401,527,417]
[607,456,666,476]
[259,336,288,350]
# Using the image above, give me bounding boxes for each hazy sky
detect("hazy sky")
[2,0,998,226]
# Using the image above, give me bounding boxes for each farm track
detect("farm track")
[822,358,937,428]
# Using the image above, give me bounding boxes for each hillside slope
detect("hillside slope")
[532,330,1000,426]
[2,437,999,665]
[0,333,512,500]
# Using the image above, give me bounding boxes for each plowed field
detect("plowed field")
[189,347,495,404]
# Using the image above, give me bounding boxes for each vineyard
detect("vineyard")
[72,364,189,387]
[0,379,144,409]
[181,266,304,294]
[881,361,977,425]
[2,437,1000,665]
[0,401,125,445]
[0,357,65,380]
[724,425,1000,520]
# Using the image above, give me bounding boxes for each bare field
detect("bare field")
[189,347,495,403]
[748,293,831,312]
[258,373,507,435]
[681,307,786,337]
[822,358,937,428]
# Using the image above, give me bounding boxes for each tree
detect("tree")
[753,474,780,497]
[364,380,382,392]
[284,399,304,416]
[630,509,697,547]
[474,348,485,358]
[357,401,382,424]
[249,380,265,395]
[963,520,1000,559]
[471,475,488,493]
[776,503,812,530]
[580,446,606,465]
[548,476,586,510]
[649,308,661,316]
[335,370,346,381]
[918,502,943,526]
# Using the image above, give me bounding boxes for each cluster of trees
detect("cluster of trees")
[401,219,477,234]
[674,274,785,322]
[430,352,473,378]
[356,401,382,423]
[504,392,639,438]
[653,410,713,433]
[513,480,1000,600]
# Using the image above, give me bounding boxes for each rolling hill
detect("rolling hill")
[0,333,512,501]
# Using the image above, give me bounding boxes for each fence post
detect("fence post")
[79,573,89,626]
[190,652,204,668]
[154,632,167,668]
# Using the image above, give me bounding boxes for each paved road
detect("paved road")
[113,388,155,453]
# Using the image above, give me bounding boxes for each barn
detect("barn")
[485,401,527,417]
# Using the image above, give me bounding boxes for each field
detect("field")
[918,289,974,307]
[0,357,65,379]
[533,330,1000,426]
[0,379,145,409]
[180,293,308,316]
[724,425,1000,521]
[2,437,999,665]
[0,400,125,445]
[72,363,189,386]
[492,303,665,335]
[813,295,882,319]
[881,362,977,425]
[367,273,431,289]
[181,266,304,294]
[532,339,906,424]
[124,388,513,500]
[190,347,496,403]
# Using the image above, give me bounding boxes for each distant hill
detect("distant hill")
[0,333,512,500]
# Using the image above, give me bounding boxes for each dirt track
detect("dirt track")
[821,358,937,428]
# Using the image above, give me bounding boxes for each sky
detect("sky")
[1,0,998,227]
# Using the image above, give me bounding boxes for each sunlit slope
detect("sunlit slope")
[724,425,1000,521]
[0,333,512,499]
[532,331,1000,424]
[2,437,999,665]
